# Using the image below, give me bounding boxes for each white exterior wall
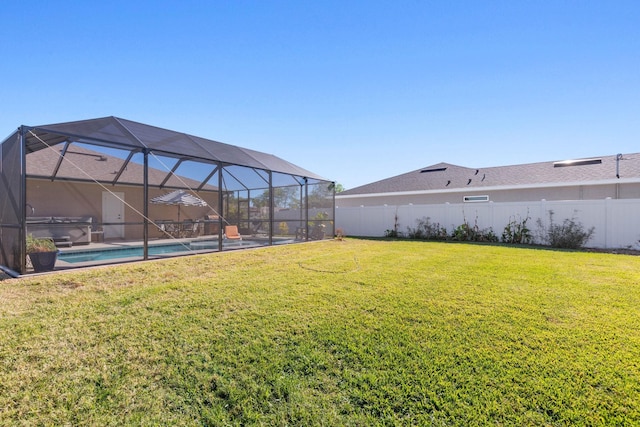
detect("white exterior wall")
[336,198,640,249]
[336,182,640,207]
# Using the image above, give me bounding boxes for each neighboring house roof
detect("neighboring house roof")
[26,144,217,190]
[339,153,640,197]
[18,116,325,181]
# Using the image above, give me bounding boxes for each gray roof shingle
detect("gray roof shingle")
[26,144,216,190]
[340,153,640,195]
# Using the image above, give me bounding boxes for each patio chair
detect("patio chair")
[224,225,242,240]
[186,221,201,238]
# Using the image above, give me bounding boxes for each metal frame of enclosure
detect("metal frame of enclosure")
[0,117,335,274]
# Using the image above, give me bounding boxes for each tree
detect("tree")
[251,187,301,209]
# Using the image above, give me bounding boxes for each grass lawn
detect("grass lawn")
[1,239,639,425]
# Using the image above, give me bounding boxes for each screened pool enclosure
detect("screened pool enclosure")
[0,117,335,274]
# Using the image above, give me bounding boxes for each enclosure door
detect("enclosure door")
[102,191,125,240]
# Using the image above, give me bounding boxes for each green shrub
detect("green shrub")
[451,218,497,243]
[536,210,595,249]
[406,217,448,240]
[384,229,400,238]
[502,215,532,244]
[25,234,57,253]
[384,210,401,238]
[387,210,594,249]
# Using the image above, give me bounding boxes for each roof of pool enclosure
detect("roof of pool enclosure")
[0,117,335,275]
[22,116,325,179]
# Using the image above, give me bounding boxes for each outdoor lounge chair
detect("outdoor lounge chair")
[186,221,201,238]
[224,225,242,240]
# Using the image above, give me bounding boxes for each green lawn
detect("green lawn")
[1,239,639,425]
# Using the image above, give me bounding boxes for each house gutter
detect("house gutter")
[336,177,640,200]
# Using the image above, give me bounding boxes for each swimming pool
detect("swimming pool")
[58,243,195,263]
[58,240,258,264]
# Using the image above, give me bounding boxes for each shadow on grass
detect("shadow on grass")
[352,236,640,257]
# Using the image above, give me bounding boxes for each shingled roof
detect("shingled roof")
[26,144,216,190]
[339,153,640,196]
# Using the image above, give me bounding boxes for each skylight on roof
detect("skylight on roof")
[420,167,447,173]
[553,158,602,168]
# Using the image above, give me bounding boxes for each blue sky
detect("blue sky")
[1,1,639,190]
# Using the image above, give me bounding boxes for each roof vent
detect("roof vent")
[553,158,602,168]
[467,179,472,185]
[64,149,107,161]
[420,167,447,173]
[446,180,451,186]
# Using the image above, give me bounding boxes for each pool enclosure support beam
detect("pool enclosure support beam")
[50,141,71,181]
[159,158,184,188]
[299,183,304,231]
[268,171,273,246]
[332,181,336,238]
[304,178,309,241]
[218,163,224,251]
[143,149,149,260]
[18,127,27,274]
[197,165,220,191]
[112,150,137,185]
[238,190,243,228]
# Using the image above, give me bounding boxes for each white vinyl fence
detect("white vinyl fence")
[336,198,640,249]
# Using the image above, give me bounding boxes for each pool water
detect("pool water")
[58,243,195,263]
[58,240,258,264]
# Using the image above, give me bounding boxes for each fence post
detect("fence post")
[489,201,495,232]
[444,202,450,234]
[604,197,611,248]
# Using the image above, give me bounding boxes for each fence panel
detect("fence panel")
[608,200,640,249]
[542,200,607,248]
[335,198,640,249]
